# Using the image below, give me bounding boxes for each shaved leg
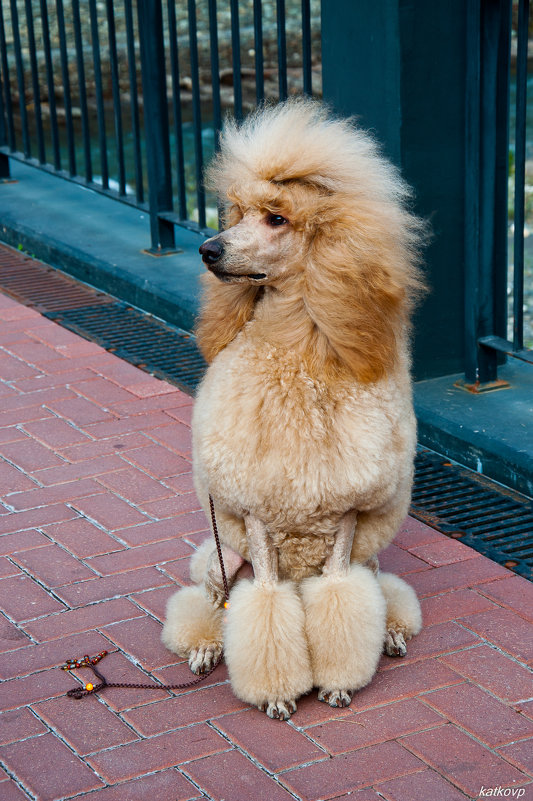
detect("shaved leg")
[224,514,311,720]
[244,514,279,583]
[323,509,357,577]
[303,509,385,710]
[315,509,359,706]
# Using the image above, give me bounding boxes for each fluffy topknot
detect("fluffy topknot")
[207,97,411,209]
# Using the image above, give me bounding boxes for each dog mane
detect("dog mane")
[196,98,426,382]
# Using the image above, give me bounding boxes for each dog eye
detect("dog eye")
[266,213,288,226]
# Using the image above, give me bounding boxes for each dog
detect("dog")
[162,98,424,720]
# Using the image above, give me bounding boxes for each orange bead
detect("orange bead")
[85,683,94,692]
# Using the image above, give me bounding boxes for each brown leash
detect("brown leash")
[62,495,229,699]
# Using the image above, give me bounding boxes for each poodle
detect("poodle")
[162,98,424,720]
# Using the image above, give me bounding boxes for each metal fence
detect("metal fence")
[464,0,532,387]
[0,0,320,249]
[0,0,531,382]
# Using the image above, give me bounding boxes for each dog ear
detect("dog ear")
[195,273,260,362]
[304,212,420,383]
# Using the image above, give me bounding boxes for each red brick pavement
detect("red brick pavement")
[0,290,532,801]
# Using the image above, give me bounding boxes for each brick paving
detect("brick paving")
[0,289,532,801]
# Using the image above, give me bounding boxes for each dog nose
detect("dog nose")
[199,239,224,265]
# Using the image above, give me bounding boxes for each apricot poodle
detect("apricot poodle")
[162,98,424,720]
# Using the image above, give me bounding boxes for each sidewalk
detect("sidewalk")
[2,160,533,497]
[0,290,532,801]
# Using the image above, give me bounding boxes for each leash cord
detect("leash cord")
[63,495,229,699]
[209,493,230,602]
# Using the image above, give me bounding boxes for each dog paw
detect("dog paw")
[188,644,222,674]
[259,699,297,721]
[318,688,353,708]
[384,629,408,657]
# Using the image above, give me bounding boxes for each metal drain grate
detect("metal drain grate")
[0,244,206,395]
[46,304,207,395]
[0,243,531,577]
[0,250,113,312]
[412,450,533,578]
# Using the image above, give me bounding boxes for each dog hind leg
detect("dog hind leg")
[302,510,386,708]
[224,514,313,720]
[378,571,422,657]
[163,533,252,673]
[161,585,225,673]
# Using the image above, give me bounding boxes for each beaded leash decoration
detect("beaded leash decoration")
[62,495,229,700]
[61,648,223,699]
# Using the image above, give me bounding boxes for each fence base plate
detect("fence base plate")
[141,247,184,258]
[454,378,511,394]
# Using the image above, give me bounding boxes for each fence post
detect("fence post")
[0,28,10,179]
[464,0,510,385]
[321,1,402,164]
[321,1,509,383]
[0,119,9,179]
[137,0,175,252]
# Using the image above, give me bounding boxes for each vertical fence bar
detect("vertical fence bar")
[512,0,529,351]
[492,0,512,353]
[106,0,126,195]
[464,0,481,383]
[0,93,8,178]
[10,0,30,157]
[137,0,175,250]
[208,0,222,141]
[253,0,264,104]
[89,0,109,189]
[230,0,243,119]
[24,0,45,163]
[0,0,15,155]
[478,0,510,380]
[167,0,187,219]
[40,0,60,170]
[464,0,510,384]
[124,0,144,204]
[301,0,312,96]
[208,0,222,227]
[0,32,7,175]
[0,40,8,178]
[277,0,288,99]
[56,0,76,175]
[72,0,92,182]
[188,0,206,228]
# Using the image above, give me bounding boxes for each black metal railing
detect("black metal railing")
[464,0,532,388]
[0,0,530,376]
[0,0,148,201]
[0,0,320,249]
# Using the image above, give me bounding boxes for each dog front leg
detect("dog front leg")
[322,509,357,577]
[302,509,386,708]
[224,514,313,720]
[243,514,279,583]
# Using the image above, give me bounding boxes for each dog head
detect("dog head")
[198,98,426,381]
